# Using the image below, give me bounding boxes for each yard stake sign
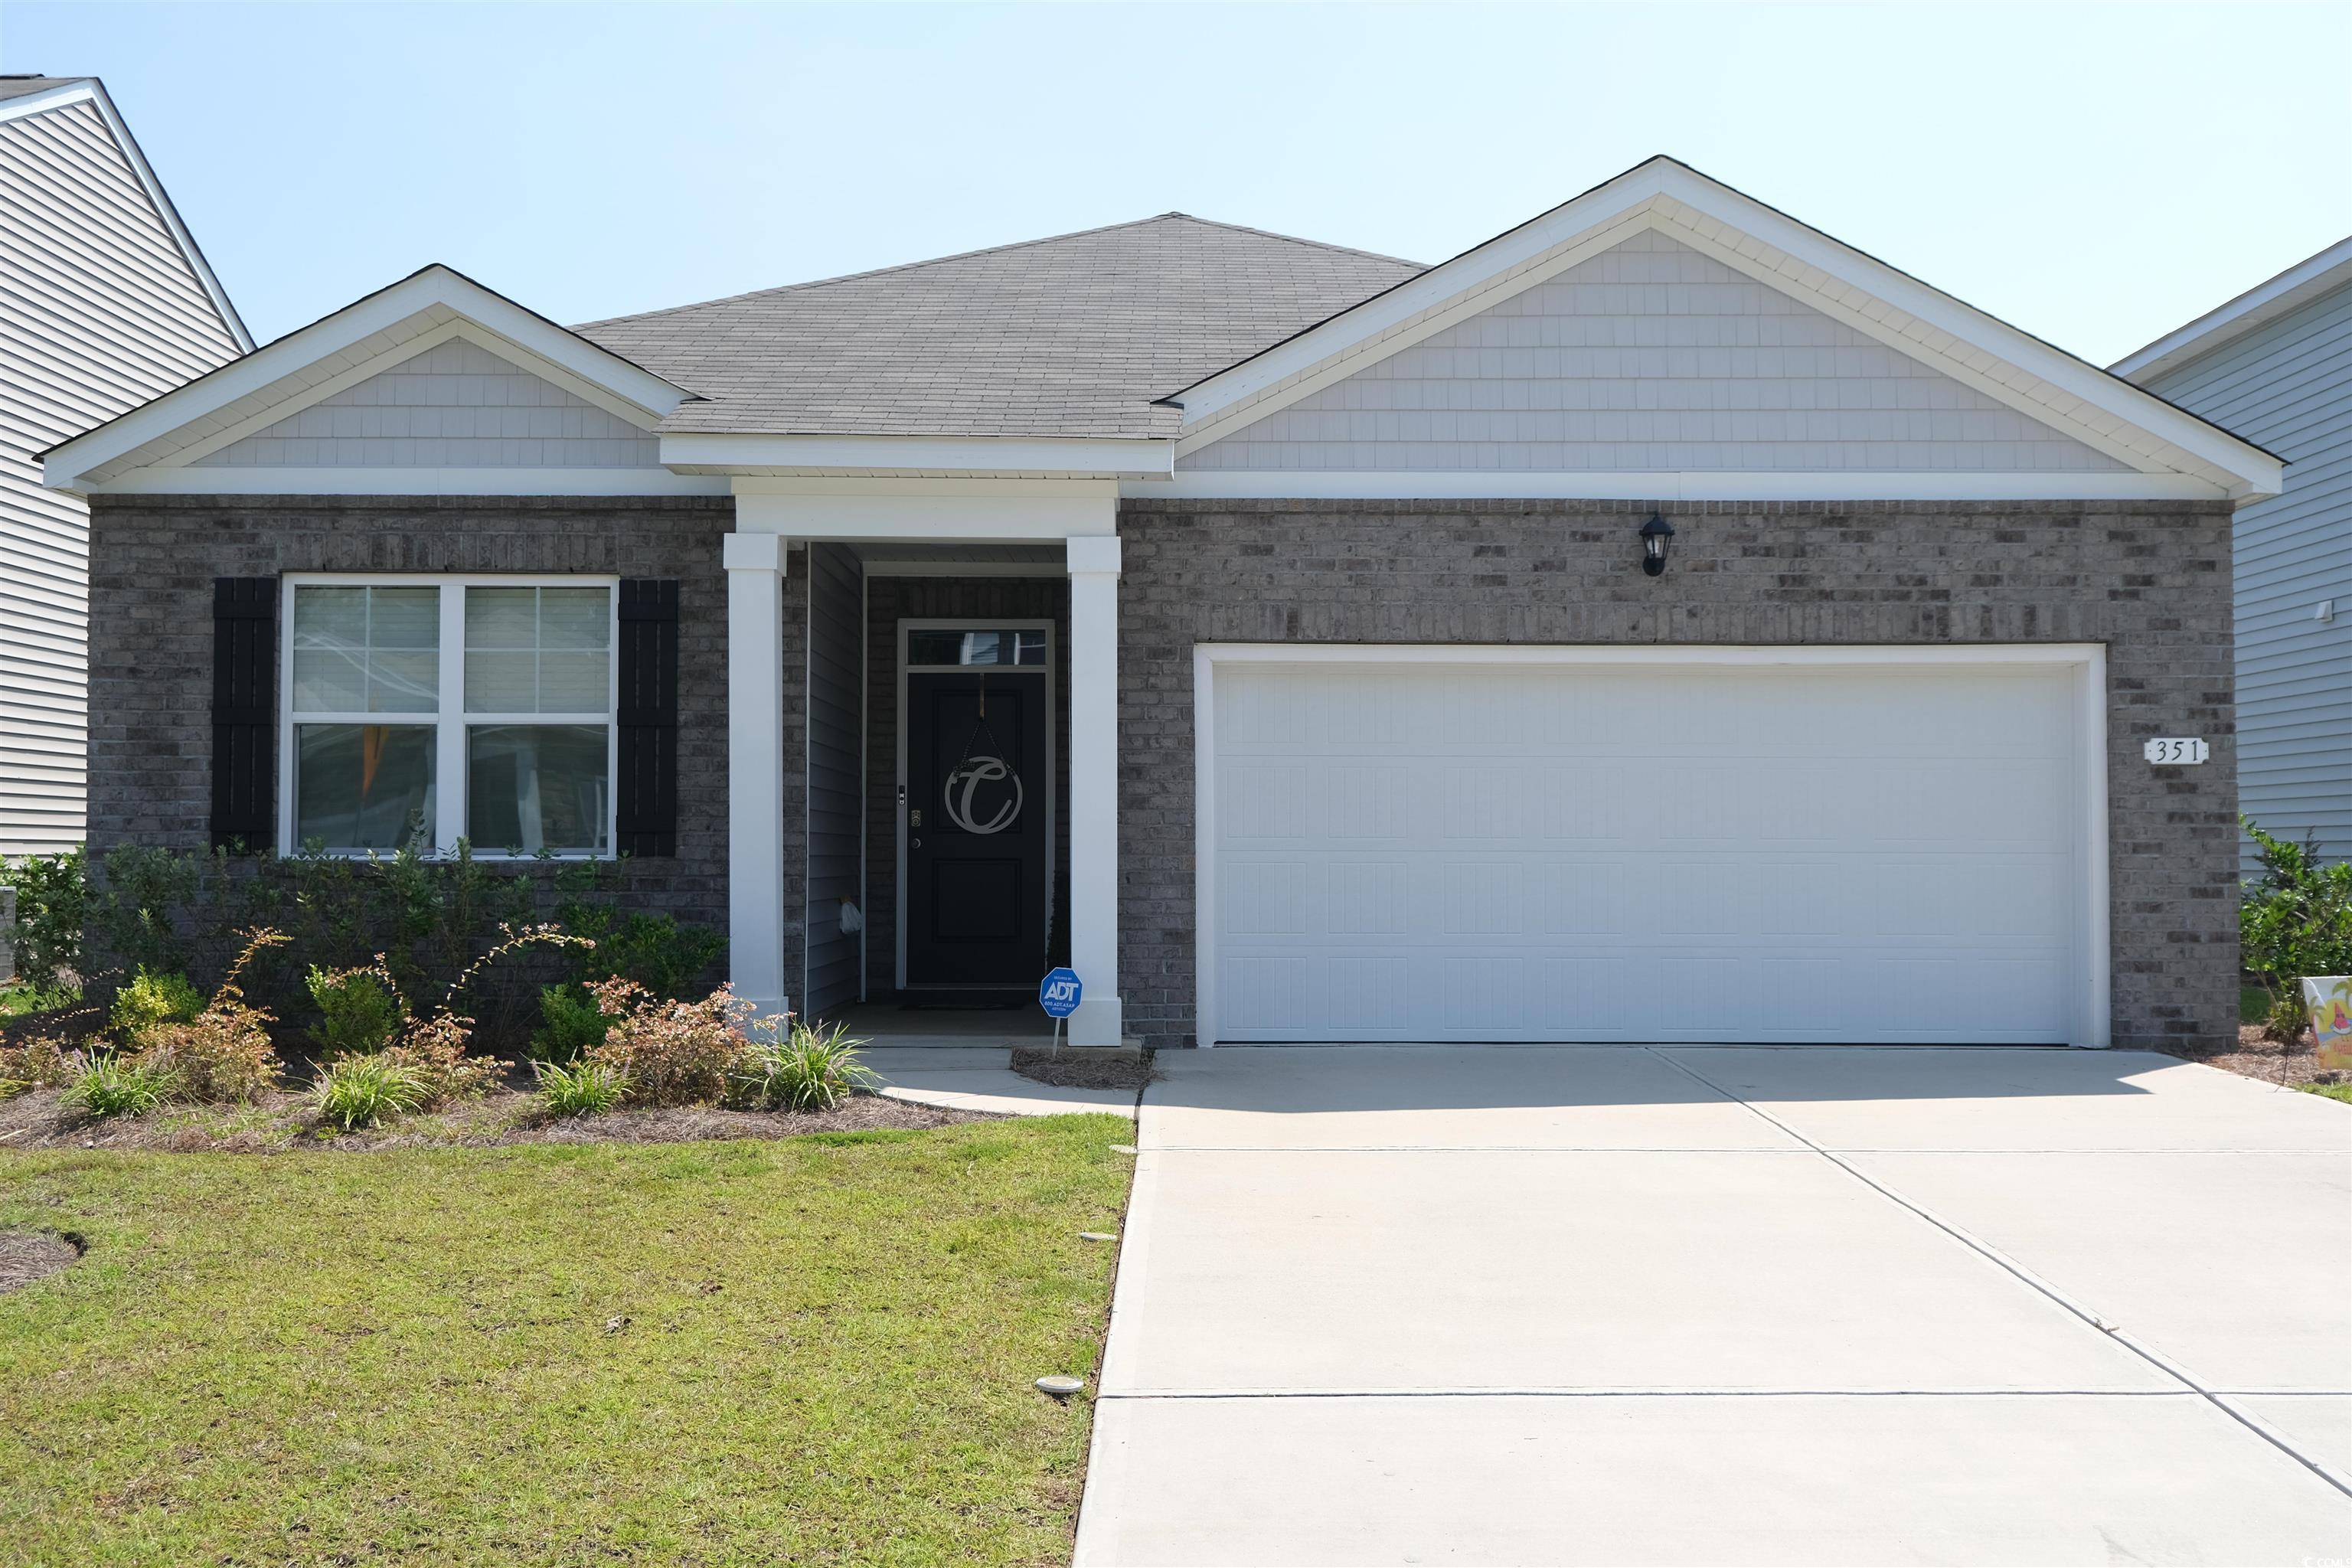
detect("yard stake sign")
[1040,967,1083,1057]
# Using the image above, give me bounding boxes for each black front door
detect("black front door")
[904,670,1049,989]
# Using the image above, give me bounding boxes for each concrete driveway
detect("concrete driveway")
[1073,1046,2352,1566]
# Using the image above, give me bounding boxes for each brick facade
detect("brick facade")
[1112,498,2241,1051]
[83,493,805,986]
[85,493,2241,1055]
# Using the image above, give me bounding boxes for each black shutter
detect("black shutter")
[616,579,681,857]
[210,577,276,851]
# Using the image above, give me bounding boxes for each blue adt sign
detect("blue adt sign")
[1039,968,1083,1018]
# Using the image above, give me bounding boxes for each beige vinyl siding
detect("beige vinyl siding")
[0,97,243,853]
[1185,230,2129,475]
[2141,282,2352,871]
[804,544,865,1018]
[194,338,660,469]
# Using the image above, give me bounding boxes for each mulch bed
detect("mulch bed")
[2170,1025,2346,1092]
[1010,1047,1158,1091]
[0,1230,80,1293]
[0,1079,986,1155]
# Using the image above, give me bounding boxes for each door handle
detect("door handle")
[910,808,923,828]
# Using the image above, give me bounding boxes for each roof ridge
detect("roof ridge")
[571,212,1419,332]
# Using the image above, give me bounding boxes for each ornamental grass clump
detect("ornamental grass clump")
[533,1056,629,1118]
[730,1018,877,1112]
[310,1053,429,1130]
[584,978,752,1108]
[60,1051,180,1120]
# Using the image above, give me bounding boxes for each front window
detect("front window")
[285,578,616,856]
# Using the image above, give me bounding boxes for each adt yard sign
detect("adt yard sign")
[1039,969,1083,1018]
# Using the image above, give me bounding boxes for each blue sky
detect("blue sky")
[7,2,2347,363]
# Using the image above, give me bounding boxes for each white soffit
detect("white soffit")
[665,433,1174,481]
[2111,234,2352,384]
[43,264,696,494]
[1168,158,2285,501]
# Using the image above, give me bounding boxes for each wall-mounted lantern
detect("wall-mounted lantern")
[1639,513,1675,577]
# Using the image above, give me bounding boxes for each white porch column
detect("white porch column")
[724,532,789,1020]
[1066,534,1125,1046]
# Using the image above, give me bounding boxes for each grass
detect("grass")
[2300,1080,2352,1105]
[0,1114,1135,1566]
[0,982,77,1022]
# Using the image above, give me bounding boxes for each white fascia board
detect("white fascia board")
[732,475,1118,541]
[2111,234,2352,383]
[92,466,728,497]
[1196,641,2105,668]
[1,80,254,353]
[1172,158,2282,502]
[1131,469,2233,502]
[664,433,1172,479]
[44,266,692,492]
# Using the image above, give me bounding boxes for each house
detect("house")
[0,75,250,854]
[41,156,2282,1051]
[2112,238,2351,872]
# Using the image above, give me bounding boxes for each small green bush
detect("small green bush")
[109,966,207,1045]
[2242,818,2352,1043]
[305,963,407,1056]
[585,978,749,1107]
[729,1018,877,1113]
[61,1052,180,1120]
[590,912,725,998]
[534,1056,629,1118]
[529,982,613,1063]
[311,1054,428,1130]
[0,846,87,992]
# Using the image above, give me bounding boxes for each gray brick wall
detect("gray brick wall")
[1113,497,2240,1052]
[84,494,807,990]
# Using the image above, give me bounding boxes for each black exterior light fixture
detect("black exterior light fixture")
[1639,512,1675,577]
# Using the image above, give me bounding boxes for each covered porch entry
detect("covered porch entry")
[717,481,1128,1047]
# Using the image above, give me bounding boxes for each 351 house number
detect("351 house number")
[2143,737,2210,766]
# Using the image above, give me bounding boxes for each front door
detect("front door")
[903,631,1051,991]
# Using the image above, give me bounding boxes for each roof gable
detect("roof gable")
[1186,230,2130,477]
[2112,234,2352,386]
[44,265,693,493]
[1173,157,2282,501]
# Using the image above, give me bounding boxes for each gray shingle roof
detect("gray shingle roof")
[572,214,1423,441]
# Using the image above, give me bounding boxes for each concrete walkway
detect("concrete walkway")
[861,1047,1138,1122]
[1074,1046,2352,1566]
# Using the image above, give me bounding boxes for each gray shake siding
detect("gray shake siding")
[82,494,805,987]
[1112,498,2240,1053]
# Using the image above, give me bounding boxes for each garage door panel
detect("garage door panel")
[1207,659,2088,1044]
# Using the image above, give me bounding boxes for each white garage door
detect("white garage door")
[1202,653,2096,1045]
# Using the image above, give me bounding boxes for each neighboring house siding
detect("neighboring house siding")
[1184,232,2128,474]
[1113,498,2239,1053]
[81,494,781,974]
[0,97,243,852]
[2138,284,2352,871]
[193,339,662,469]
[804,543,864,1018]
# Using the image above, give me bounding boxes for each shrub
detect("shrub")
[109,966,207,1045]
[126,929,292,1104]
[0,847,87,991]
[305,962,407,1057]
[311,1053,428,1130]
[60,1051,180,1120]
[377,1012,500,1109]
[2242,818,2352,1043]
[0,1034,74,1099]
[586,911,725,998]
[529,982,613,1063]
[534,1055,629,1118]
[730,1018,877,1112]
[586,979,750,1107]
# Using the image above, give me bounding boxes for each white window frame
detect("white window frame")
[278,573,622,859]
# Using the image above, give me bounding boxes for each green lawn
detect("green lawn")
[0,1116,1134,1566]
[2302,1081,2352,1105]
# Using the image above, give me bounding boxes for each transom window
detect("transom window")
[283,577,617,857]
[905,628,1047,667]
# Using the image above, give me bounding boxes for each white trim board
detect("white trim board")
[2112,234,2352,384]
[1189,641,2111,1050]
[0,78,253,353]
[95,466,729,498]
[1134,471,2235,502]
[1168,158,2281,501]
[668,433,1173,480]
[44,264,693,493]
